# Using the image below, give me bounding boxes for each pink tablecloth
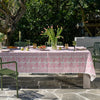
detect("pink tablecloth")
[0,47,96,81]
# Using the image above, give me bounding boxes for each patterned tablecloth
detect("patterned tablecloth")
[0,47,96,81]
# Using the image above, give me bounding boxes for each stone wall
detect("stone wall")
[0,75,83,89]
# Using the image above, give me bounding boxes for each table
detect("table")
[0,47,96,88]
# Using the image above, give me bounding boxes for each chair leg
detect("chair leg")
[16,76,18,98]
[1,75,3,90]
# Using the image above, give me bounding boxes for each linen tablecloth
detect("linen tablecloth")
[0,47,96,81]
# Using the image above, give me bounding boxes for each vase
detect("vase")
[51,42,57,50]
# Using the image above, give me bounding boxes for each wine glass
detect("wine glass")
[72,41,76,51]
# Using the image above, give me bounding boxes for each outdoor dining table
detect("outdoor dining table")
[0,46,96,88]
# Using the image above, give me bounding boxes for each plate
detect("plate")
[40,49,49,51]
[1,49,10,52]
[76,47,87,50]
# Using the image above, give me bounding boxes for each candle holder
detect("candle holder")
[19,31,21,42]
[74,45,76,51]
[33,43,37,49]
[26,40,30,49]
[65,43,68,49]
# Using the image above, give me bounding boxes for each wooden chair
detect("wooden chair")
[92,42,100,67]
[0,57,19,98]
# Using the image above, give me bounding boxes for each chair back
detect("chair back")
[93,42,100,55]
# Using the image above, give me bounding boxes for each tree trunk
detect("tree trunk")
[0,0,26,46]
[6,32,13,46]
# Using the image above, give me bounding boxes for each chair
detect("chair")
[0,57,19,98]
[92,42,100,67]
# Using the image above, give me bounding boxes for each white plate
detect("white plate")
[76,47,86,50]
[1,49,10,52]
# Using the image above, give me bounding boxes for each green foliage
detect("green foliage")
[15,0,78,45]
[1,0,19,15]
[0,32,5,42]
[13,0,100,46]
[72,41,76,46]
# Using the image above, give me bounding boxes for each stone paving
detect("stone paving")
[0,63,100,100]
[0,89,100,100]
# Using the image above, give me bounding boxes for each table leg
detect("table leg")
[78,73,83,77]
[83,74,90,88]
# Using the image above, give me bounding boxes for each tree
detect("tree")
[15,0,100,46]
[0,0,26,45]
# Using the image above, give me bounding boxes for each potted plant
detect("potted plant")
[41,25,63,50]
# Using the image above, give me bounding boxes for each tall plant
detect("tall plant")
[41,25,63,49]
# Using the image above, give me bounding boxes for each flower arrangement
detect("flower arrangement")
[41,25,63,50]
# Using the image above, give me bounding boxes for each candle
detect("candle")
[19,31,21,41]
